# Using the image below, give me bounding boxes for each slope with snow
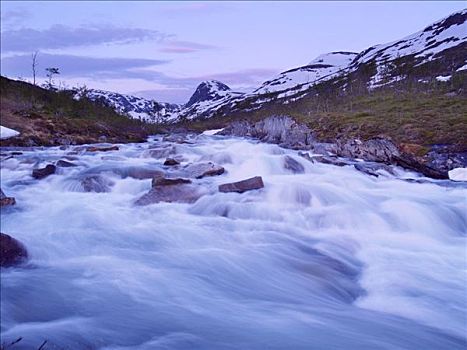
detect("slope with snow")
[254,52,357,95]
[350,9,467,89]
[72,10,466,124]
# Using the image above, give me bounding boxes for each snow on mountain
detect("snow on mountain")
[179,81,244,120]
[74,10,466,124]
[351,9,467,89]
[75,89,181,123]
[254,52,358,95]
[75,81,244,123]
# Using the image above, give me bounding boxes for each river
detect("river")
[1,133,466,349]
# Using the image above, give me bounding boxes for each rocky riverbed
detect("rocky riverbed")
[0,132,466,349]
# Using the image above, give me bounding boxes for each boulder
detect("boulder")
[86,145,119,152]
[393,154,448,179]
[220,116,314,149]
[80,175,114,193]
[56,160,78,167]
[0,188,16,207]
[283,155,305,174]
[136,177,202,205]
[312,156,350,167]
[335,137,400,163]
[164,158,180,166]
[152,177,191,187]
[219,176,264,193]
[0,233,28,267]
[183,162,225,179]
[32,164,56,179]
[123,168,164,180]
[354,162,395,177]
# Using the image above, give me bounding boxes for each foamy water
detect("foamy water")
[1,134,466,349]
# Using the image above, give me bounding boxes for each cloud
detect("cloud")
[1,24,170,53]
[159,40,218,54]
[1,8,31,26]
[0,53,169,79]
[1,53,277,103]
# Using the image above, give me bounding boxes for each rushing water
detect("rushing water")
[1,133,466,350]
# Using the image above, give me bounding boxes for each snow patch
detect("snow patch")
[436,75,451,82]
[0,125,20,139]
[448,168,467,181]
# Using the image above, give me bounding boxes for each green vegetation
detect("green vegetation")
[0,76,161,146]
[182,71,467,155]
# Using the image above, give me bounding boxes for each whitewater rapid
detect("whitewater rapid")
[1,134,466,349]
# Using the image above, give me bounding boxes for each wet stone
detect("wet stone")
[219,176,264,193]
[0,233,28,267]
[32,164,56,179]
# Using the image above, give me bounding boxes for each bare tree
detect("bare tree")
[31,51,39,85]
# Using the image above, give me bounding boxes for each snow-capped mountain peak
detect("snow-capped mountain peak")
[186,80,232,107]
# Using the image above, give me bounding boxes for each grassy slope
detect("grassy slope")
[181,73,467,155]
[0,76,160,146]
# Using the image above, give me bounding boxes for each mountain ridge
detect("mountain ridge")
[74,9,466,125]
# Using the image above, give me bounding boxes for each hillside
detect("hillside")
[0,77,159,147]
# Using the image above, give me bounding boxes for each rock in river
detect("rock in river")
[219,176,264,193]
[136,177,203,205]
[283,155,305,174]
[164,158,180,166]
[0,233,28,267]
[86,145,119,152]
[32,164,56,179]
[183,162,225,179]
[56,159,78,167]
[0,188,16,207]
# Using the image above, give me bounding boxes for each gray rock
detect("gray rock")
[86,145,119,152]
[219,176,264,193]
[0,188,16,207]
[183,162,225,179]
[283,156,305,174]
[335,137,400,163]
[220,116,314,149]
[136,178,202,205]
[32,164,56,179]
[312,156,350,167]
[80,175,114,193]
[164,158,180,166]
[354,162,395,177]
[56,160,78,167]
[0,233,28,267]
[393,154,448,179]
[151,177,191,187]
[123,168,164,180]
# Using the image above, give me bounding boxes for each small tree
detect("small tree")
[45,67,60,90]
[31,51,38,85]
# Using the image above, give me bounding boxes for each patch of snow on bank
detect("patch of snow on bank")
[0,125,20,139]
[436,75,451,82]
[202,128,224,136]
[448,168,467,181]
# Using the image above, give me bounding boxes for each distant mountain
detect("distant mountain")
[74,89,180,124]
[75,80,244,123]
[75,9,467,124]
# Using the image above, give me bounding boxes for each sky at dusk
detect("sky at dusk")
[1,1,465,103]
